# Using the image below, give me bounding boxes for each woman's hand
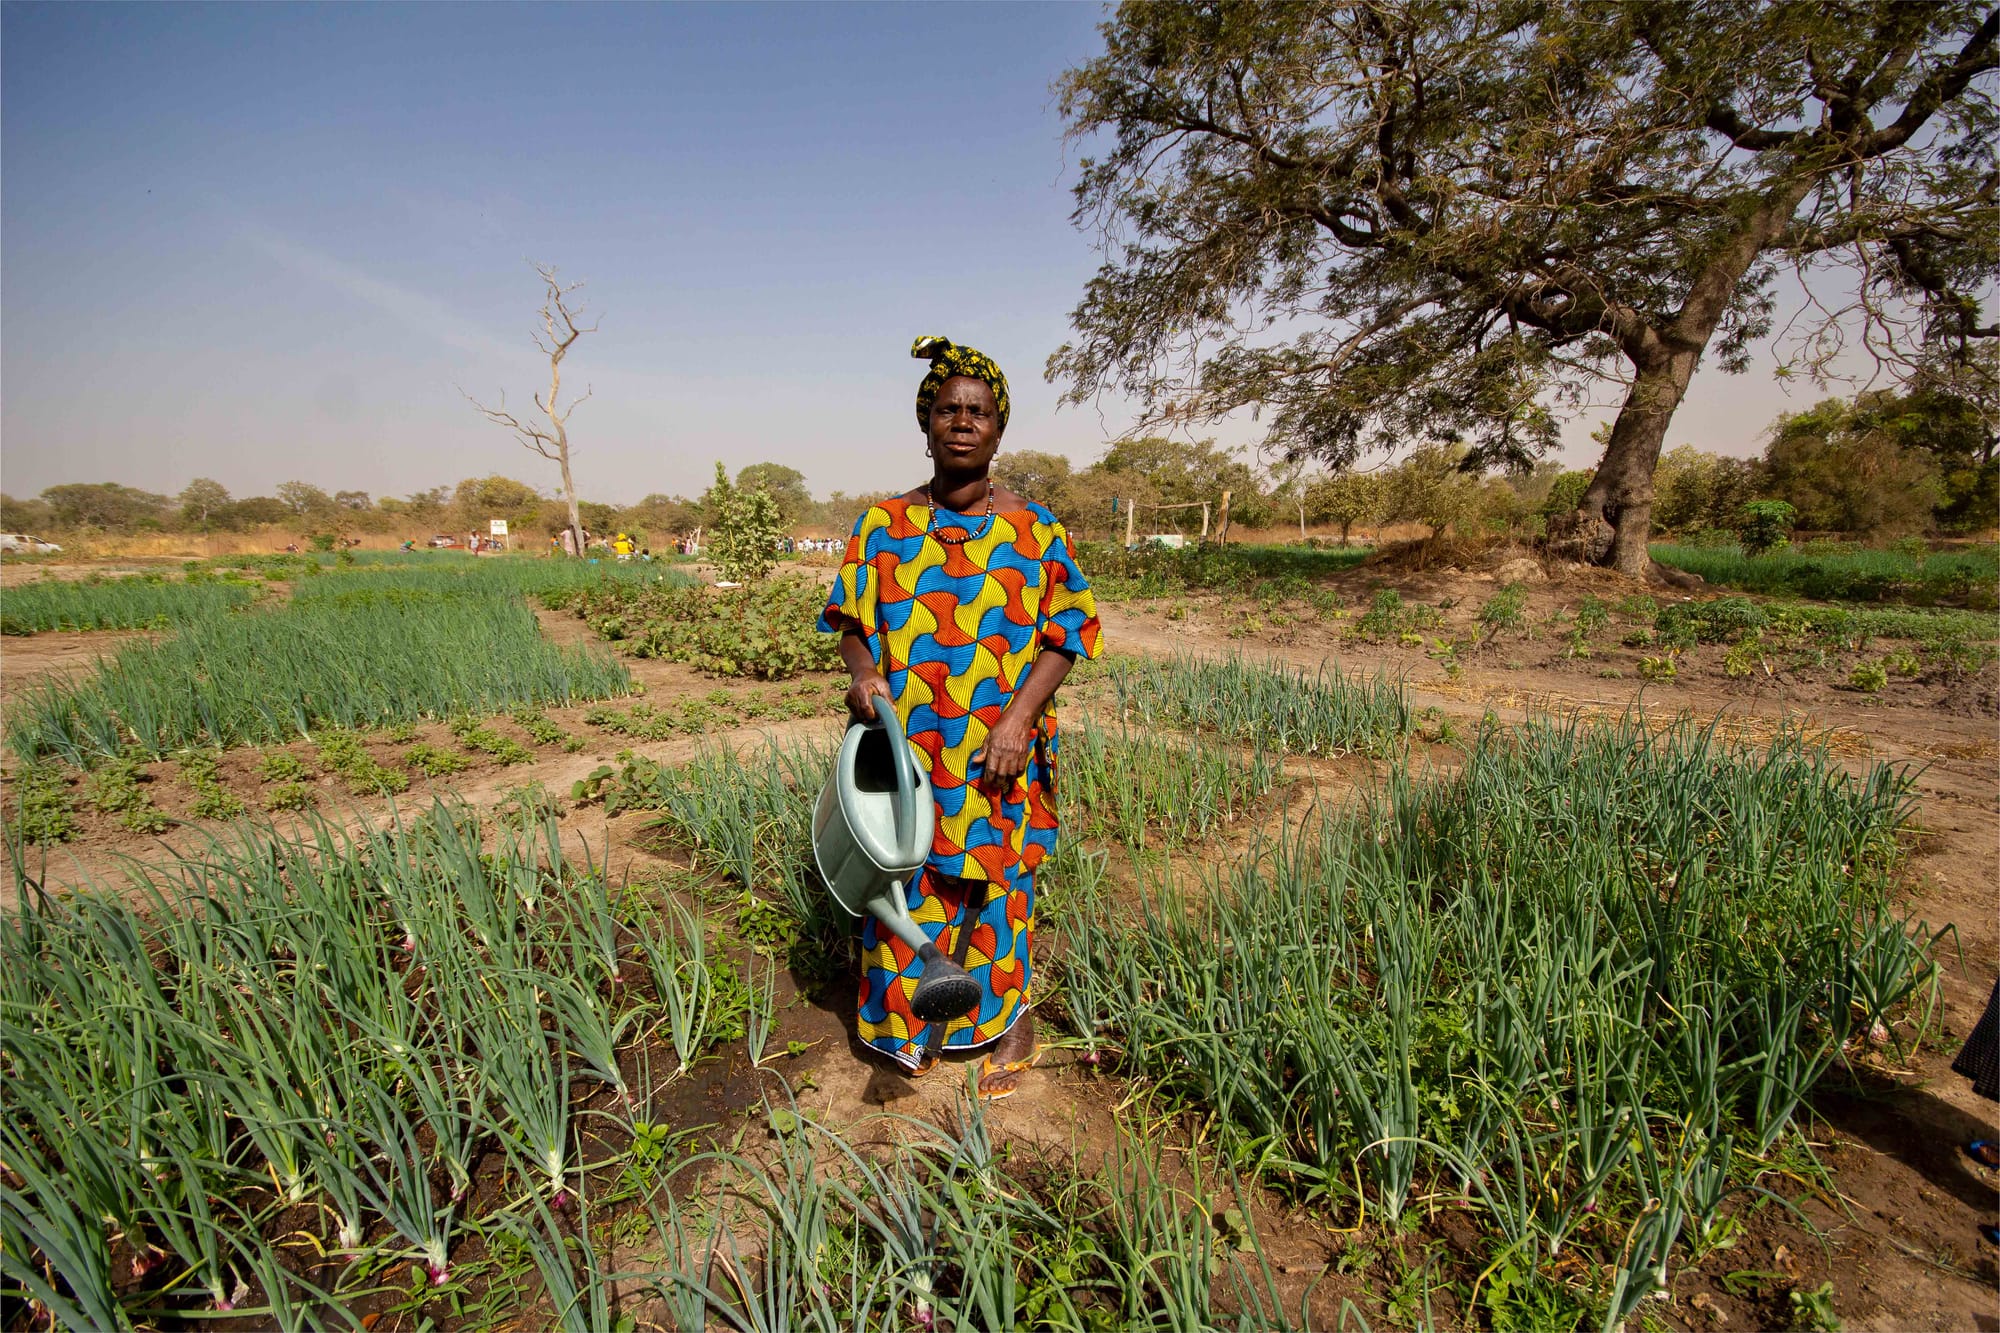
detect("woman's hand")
[972,709,1036,789]
[846,670,893,723]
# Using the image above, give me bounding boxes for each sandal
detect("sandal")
[976,1045,1045,1103]
[1966,1139,2000,1169]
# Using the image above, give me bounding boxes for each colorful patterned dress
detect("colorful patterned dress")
[819,496,1103,1068]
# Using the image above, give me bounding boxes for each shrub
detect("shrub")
[1738,499,1797,557]
[1848,661,1889,693]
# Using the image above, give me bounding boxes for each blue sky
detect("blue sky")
[2,2,1877,509]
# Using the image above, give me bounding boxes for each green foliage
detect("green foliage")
[1637,654,1678,681]
[1103,652,1409,758]
[404,744,473,777]
[1847,661,1889,694]
[1049,0,1992,573]
[1304,471,1385,543]
[702,461,784,584]
[6,762,78,844]
[1478,583,1531,639]
[7,569,633,764]
[1064,716,1279,850]
[445,718,534,766]
[1739,500,1797,558]
[510,709,570,747]
[254,749,312,783]
[1055,713,1934,1324]
[1537,469,1594,520]
[1653,446,1763,536]
[80,757,171,830]
[1655,597,1767,649]
[177,749,246,820]
[1077,540,1368,600]
[1651,541,1997,610]
[0,575,257,635]
[1763,396,1946,538]
[316,732,410,795]
[261,781,315,812]
[549,576,839,680]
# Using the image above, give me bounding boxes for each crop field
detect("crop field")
[0,574,262,634]
[0,548,1994,1332]
[1651,541,1999,609]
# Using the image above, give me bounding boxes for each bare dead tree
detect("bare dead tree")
[465,263,597,555]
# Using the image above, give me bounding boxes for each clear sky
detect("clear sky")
[0,1,1894,509]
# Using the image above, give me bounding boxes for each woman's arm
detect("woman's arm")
[973,649,1075,786]
[840,629,892,721]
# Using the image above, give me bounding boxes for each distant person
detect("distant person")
[820,335,1102,1101]
[401,538,416,552]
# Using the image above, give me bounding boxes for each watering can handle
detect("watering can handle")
[870,694,921,858]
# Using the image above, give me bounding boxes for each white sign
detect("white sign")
[489,519,509,536]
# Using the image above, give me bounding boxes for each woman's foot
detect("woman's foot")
[1968,1139,2000,1169]
[977,1014,1042,1102]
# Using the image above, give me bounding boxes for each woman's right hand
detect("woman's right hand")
[846,670,893,722]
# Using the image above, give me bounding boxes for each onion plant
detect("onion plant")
[1052,710,1938,1316]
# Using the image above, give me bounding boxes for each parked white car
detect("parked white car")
[0,534,61,554]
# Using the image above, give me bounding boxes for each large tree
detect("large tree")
[1050,0,1997,576]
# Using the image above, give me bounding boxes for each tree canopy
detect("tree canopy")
[1051,0,1997,574]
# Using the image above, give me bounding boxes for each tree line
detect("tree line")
[4,383,1989,552]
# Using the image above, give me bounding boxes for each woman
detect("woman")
[820,336,1102,1100]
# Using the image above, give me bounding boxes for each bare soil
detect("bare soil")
[3,562,1995,1331]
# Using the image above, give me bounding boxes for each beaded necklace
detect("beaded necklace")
[922,479,995,546]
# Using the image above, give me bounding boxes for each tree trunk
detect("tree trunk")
[557,445,584,557]
[1564,350,1700,576]
[1553,182,1812,579]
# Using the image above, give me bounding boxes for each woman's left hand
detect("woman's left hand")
[972,711,1036,789]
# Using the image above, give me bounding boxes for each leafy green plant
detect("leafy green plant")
[405,744,473,777]
[446,718,534,766]
[1739,499,1797,558]
[6,761,78,843]
[1848,660,1889,693]
[549,576,840,680]
[261,781,315,812]
[511,709,571,747]
[703,460,784,584]
[255,749,312,782]
[1638,654,1678,681]
[1478,582,1530,640]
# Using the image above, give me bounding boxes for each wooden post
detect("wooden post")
[1124,498,1136,547]
[1217,489,1232,543]
[1200,502,1210,539]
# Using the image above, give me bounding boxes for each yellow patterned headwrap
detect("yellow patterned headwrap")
[912,336,1010,432]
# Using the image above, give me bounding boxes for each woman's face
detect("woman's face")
[926,375,1002,474]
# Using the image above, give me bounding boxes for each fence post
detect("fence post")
[1218,489,1232,543]
[1124,498,1136,547]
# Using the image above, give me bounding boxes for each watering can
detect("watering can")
[813,696,984,1024]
